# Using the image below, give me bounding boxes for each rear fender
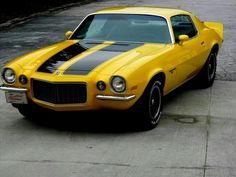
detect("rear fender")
[204,22,224,41]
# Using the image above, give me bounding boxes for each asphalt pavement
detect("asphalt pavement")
[0,0,235,81]
[0,80,236,177]
[0,0,236,177]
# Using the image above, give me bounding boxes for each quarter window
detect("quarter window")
[171,15,197,42]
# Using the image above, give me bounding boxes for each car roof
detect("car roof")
[94,6,192,18]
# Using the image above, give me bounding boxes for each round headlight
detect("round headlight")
[2,68,16,84]
[111,76,126,93]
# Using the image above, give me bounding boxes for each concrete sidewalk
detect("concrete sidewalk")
[0,0,236,81]
[0,80,235,177]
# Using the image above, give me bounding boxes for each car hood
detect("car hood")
[86,43,172,75]
[13,40,172,75]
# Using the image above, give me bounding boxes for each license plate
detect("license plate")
[5,91,28,104]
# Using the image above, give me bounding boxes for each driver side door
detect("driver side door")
[170,15,205,85]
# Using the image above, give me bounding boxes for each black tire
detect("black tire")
[13,102,47,119]
[132,80,163,130]
[196,51,217,88]
[17,106,36,119]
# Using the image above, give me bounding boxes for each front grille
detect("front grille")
[32,80,87,104]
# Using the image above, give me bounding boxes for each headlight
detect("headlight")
[110,76,126,93]
[1,68,16,84]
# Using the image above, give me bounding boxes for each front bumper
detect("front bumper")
[0,85,137,111]
[96,95,135,101]
[0,85,27,92]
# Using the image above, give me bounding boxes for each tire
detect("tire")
[17,105,36,119]
[196,51,217,88]
[132,80,163,130]
[13,102,47,119]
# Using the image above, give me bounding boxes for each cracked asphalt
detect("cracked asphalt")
[0,0,236,177]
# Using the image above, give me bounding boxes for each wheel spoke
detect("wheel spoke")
[149,85,161,120]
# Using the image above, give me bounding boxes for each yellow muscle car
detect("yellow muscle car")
[0,7,223,129]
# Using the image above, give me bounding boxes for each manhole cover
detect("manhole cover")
[174,116,197,124]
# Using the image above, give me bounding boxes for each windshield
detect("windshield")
[71,14,172,44]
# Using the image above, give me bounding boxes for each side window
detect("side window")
[171,15,197,41]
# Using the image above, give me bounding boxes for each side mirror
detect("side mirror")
[178,35,189,44]
[65,31,73,39]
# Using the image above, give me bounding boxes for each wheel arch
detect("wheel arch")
[147,71,166,89]
[136,70,166,101]
[211,43,219,55]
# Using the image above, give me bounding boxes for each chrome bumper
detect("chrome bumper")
[0,85,28,92]
[96,95,135,101]
[0,85,135,101]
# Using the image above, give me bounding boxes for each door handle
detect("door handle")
[169,67,176,74]
[201,41,205,45]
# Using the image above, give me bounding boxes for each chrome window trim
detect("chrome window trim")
[69,12,175,44]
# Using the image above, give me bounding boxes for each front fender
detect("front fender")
[118,67,164,103]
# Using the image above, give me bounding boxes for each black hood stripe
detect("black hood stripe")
[63,43,143,75]
[37,41,102,73]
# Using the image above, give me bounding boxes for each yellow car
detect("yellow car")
[0,7,223,129]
